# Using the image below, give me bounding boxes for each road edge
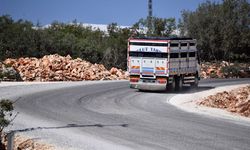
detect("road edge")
[0,80,128,87]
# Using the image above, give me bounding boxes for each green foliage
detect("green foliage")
[179,0,250,62]
[0,99,16,147]
[100,23,132,69]
[209,70,219,78]
[220,63,245,78]
[1,71,15,81]
[0,99,14,132]
[132,17,177,37]
[0,63,21,81]
[0,100,13,112]
[0,16,136,69]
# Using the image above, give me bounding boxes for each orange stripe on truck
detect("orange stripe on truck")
[156,67,165,70]
[131,66,140,69]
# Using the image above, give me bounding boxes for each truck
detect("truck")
[127,37,200,91]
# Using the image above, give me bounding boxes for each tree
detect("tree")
[101,23,132,69]
[133,17,177,37]
[0,99,15,148]
[179,0,250,62]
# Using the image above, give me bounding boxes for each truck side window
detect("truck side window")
[129,52,138,57]
[156,53,168,58]
[138,53,143,57]
[181,52,187,58]
[189,43,195,46]
[170,43,178,47]
[189,52,196,57]
[181,43,187,47]
[129,52,168,58]
[170,53,179,58]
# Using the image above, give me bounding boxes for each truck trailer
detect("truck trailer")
[127,37,200,91]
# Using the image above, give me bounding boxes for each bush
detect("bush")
[0,63,22,81]
[0,99,15,148]
[209,70,219,78]
[221,64,241,78]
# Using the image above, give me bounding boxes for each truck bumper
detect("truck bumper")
[129,82,137,89]
[136,82,166,91]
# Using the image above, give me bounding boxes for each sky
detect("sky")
[0,0,221,26]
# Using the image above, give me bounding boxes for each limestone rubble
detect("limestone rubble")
[2,134,54,150]
[200,61,250,79]
[199,85,250,117]
[3,54,127,81]
[2,55,250,81]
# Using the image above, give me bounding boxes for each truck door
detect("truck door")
[129,52,141,75]
[130,58,141,75]
[188,42,197,73]
[141,53,155,77]
[180,43,188,74]
[188,51,197,73]
[155,53,168,76]
[180,52,188,74]
[169,53,179,75]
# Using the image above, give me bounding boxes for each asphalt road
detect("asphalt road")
[7,79,250,150]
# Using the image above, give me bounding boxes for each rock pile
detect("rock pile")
[200,62,223,78]
[200,61,250,79]
[198,85,250,117]
[2,134,54,150]
[3,55,249,81]
[4,54,127,81]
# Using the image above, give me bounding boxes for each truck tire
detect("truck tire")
[191,74,199,88]
[130,84,136,89]
[168,77,176,92]
[176,76,183,91]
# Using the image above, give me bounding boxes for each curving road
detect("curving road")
[4,79,250,150]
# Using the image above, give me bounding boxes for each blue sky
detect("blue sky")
[0,0,221,26]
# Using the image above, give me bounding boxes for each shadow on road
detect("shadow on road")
[136,85,215,94]
[178,86,215,94]
[11,123,129,134]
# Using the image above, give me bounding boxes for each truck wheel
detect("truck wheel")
[130,84,136,89]
[191,74,199,88]
[176,76,183,91]
[168,77,176,92]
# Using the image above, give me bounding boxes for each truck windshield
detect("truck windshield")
[129,52,168,58]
